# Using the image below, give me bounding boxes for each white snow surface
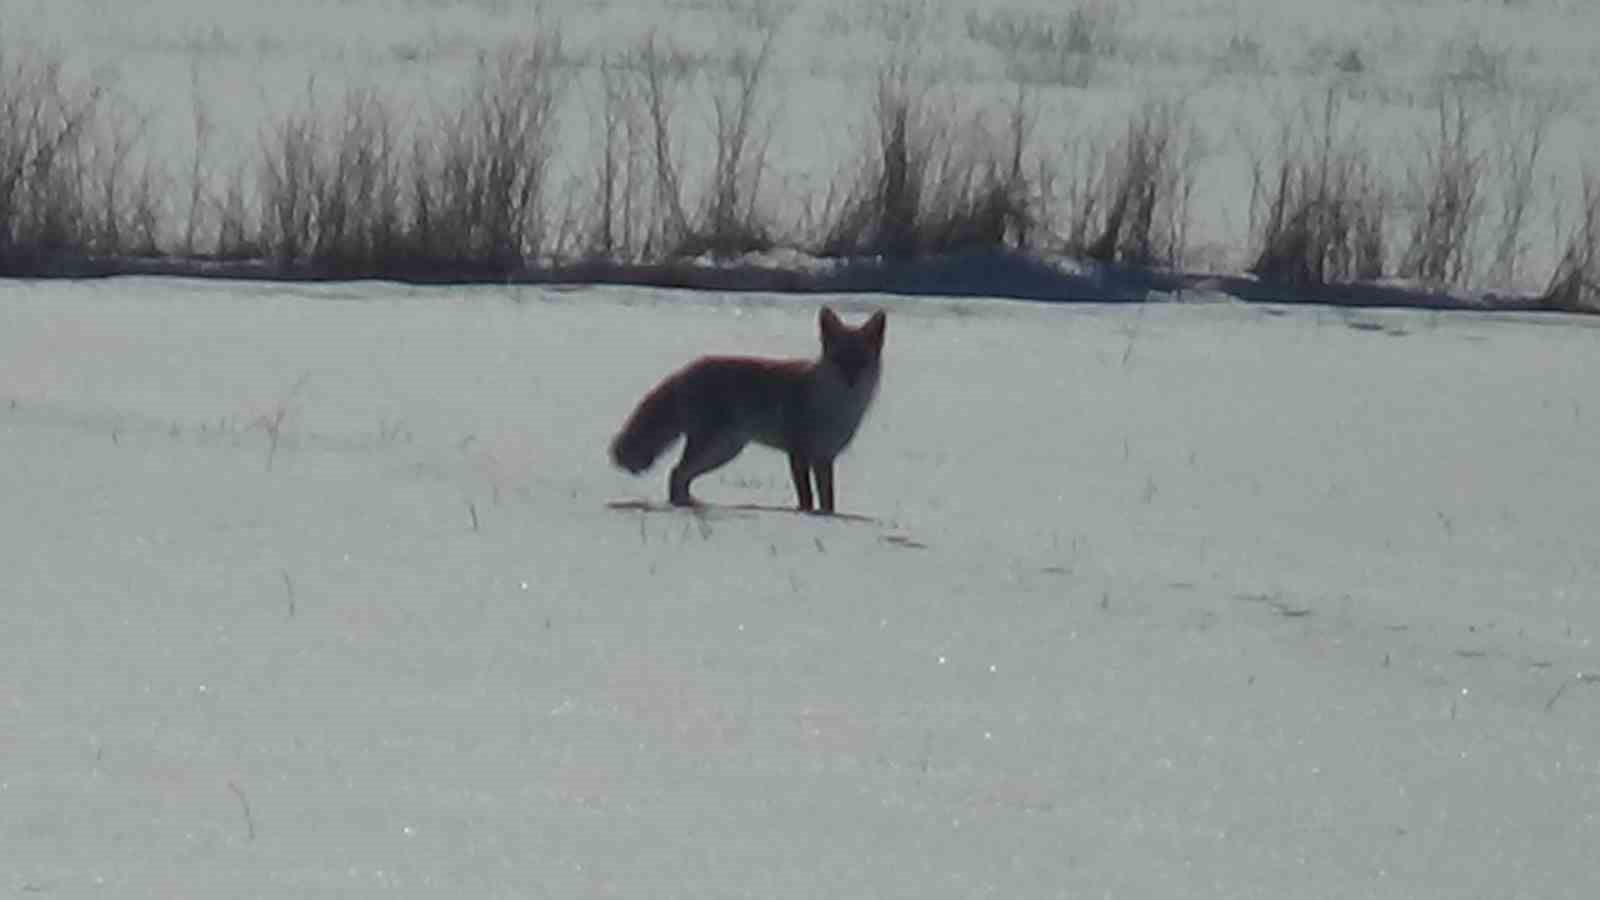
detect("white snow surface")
[3,277,1599,897]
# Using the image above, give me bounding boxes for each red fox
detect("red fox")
[610,306,887,513]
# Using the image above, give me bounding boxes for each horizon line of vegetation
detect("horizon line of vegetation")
[0,33,1595,312]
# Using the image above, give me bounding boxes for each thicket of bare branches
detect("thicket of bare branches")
[1542,171,1600,312]
[1249,91,1388,287]
[247,37,565,276]
[0,34,1596,312]
[1486,99,1556,291]
[581,29,780,262]
[816,62,1035,259]
[0,49,161,273]
[1399,91,1486,290]
[1064,99,1198,267]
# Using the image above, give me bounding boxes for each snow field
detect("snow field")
[2,278,1598,896]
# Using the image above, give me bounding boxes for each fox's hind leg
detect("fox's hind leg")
[669,431,745,506]
[787,452,814,511]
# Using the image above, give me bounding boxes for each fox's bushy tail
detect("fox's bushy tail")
[610,377,682,473]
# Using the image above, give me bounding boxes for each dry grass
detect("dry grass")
[1249,90,1388,286]
[1542,170,1600,312]
[0,31,1596,309]
[816,63,1034,259]
[250,36,565,276]
[407,36,566,274]
[1398,91,1487,290]
[680,29,779,258]
[0,49,161,272]
[1486,98,1557,291]
[1061,99,1198,268]
[584,53,653,262]
[589,29,781,261]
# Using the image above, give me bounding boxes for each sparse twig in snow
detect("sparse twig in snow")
[227,779,256,841]
[1120,307,1143,368]
[1545,679,1569,713]
[256,372,311,472]
[259,408,286,470]
[281,569,295,618]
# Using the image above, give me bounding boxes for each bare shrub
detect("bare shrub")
[817,62,929,258]
[83,100,163,256]
[253,35,564,275]
[256,88,322,265]
[257,86,406,273]
[314,89,405,271]
[215,159,258,260]
[584,53,651,261]
[0,48,162,269]
[175,64,260,260]
[604,30,778,261]
[1486,98,1556,291]
[407,35,566,274]
[1249,90,1389,286]
[816,64,1034,259]
[0,52,92,266]
[1063,99,1198,267]
[679,30,778,258]
[915,91,1036,253]
[1399,91,1486,290]
[631,32,695,258]
[182,63,215,256]
[1542,170,1600,312]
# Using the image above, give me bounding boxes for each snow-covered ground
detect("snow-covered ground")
[3,277,1598,897]
[4,1,1600,896]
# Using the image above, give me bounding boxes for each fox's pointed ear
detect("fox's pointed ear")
[864,309,886,351]
[819,305,843,338]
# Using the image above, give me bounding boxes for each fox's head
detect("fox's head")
[818,306,886,387]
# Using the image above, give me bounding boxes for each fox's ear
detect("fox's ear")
[819,305,843,338]
[863,309,886,351]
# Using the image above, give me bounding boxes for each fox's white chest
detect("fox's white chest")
[803,364,880,459]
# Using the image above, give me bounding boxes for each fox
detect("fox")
[609,306,887,514]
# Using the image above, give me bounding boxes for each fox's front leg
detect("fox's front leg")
[787,452,815,511]
[813,460,835,514]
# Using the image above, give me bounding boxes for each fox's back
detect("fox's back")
[672,353,878,458]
